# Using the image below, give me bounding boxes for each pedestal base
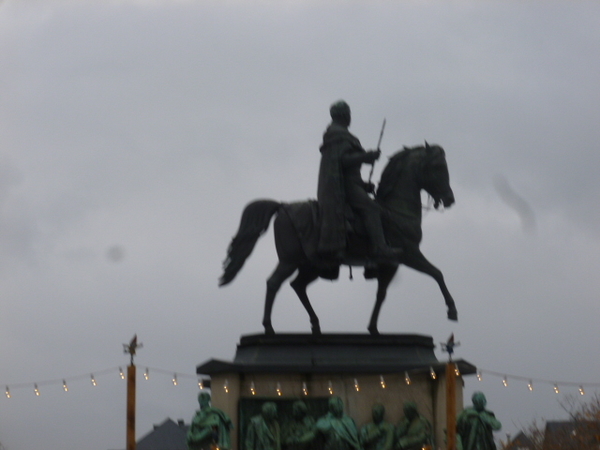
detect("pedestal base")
[197,333,475,450]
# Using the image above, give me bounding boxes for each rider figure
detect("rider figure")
[317,100,401,262]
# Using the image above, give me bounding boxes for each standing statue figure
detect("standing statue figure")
[456,392,501,450]
[316,396,361,450]
[282,400,316,450]
[187,392,233,450]
[395,401,433,450]
[317,100,402,261]
[359,403,394,450]
[245,402,281,450]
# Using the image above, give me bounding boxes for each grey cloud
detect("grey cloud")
[0,1,599,450]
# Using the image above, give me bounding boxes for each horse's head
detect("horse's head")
[377,143,455,213]
[421,143,454,209]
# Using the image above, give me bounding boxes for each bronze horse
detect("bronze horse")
[219,144,457,334]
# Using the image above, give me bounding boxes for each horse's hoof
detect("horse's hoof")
[311,325,322,335]
[264,324,275,335]
[447,308,458,321]
[368,326,380,336]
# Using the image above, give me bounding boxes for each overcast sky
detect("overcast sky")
[1,0,599,449]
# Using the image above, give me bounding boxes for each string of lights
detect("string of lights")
[2,366,203,398]
[476,368,600,395]
[238,367,600,397]
[2,364,599,400]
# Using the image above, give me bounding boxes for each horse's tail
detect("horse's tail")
[219,199,281,286]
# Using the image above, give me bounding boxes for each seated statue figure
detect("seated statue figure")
[395,401,433,450]
[359,403,394,450]
[316,396,361,450]
[282,400,316,450]
[187,392,233,450]
[245,402,281,450]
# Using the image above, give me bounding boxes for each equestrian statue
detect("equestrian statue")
[219,101,457,335]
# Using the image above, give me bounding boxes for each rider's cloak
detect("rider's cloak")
[317,122,363,255]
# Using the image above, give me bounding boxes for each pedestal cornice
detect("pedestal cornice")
[196,333,476,375]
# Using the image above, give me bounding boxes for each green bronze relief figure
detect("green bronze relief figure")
[282,400,317,450]
[456,392,501,450]
[245,402,281,450]
[359,404,394,450]
[395,402,433,450]
[187,392,233,450]
[316,396,361,450]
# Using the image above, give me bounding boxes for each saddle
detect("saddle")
[281,201,376,280]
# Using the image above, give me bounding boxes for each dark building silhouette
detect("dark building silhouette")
[504,421,600,450]
[110,418,189,450]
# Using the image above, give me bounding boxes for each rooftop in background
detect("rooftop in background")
[504,421,600,450]
[109,418,189,450]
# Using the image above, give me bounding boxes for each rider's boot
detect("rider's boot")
[363,214,402,262]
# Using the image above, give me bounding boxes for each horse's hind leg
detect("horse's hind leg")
[403,250,457,321]
[290,266,321,335]
[263,261,297,334]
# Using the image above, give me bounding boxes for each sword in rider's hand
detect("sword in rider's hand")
[368,118,386,186]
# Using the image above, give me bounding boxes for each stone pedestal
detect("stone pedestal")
[197,333,475,450]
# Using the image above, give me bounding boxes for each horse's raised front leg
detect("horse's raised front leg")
[368,264,399,335]
[264,261,298,334]
[290,266,321,335]
[403,250,458,321]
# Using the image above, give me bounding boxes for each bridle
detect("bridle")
[420,145,448,211]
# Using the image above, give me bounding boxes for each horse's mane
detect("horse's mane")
[376,145,423,201]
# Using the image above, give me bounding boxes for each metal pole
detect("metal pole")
[446,362,457,450]
[127,364,136,450]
